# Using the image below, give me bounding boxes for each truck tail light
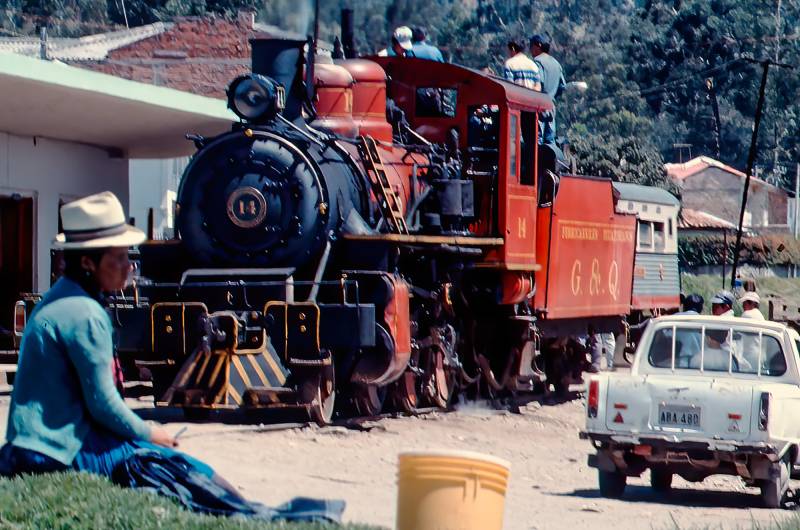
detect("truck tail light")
[588,379,599,418]
[758,392,771,431]
[13,301,26,336]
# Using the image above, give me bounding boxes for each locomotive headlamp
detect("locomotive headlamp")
[227,74,285,122]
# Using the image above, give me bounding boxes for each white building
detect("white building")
[0,53,234,349]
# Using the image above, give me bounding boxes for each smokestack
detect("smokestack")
[250,38,307,124]
[341,8,356,58]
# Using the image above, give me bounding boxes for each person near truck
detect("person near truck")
[710,290,735,317]
[740,291,764,320]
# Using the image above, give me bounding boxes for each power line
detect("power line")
[577,58,753,106]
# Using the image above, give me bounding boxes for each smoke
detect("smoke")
[263,0,315,37]
[293,0,314,36]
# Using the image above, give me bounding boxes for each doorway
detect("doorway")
[0,195,34,350]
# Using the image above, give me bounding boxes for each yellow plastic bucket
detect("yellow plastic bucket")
[396,449,511,530]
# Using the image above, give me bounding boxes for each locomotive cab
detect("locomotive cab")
[372,57,554,272]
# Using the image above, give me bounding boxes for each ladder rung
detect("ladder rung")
[359,135,409,235]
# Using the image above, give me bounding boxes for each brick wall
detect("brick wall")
[69,13,263,99]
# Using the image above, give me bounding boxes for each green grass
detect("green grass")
[0,472,381,530]
[681,273,800,317]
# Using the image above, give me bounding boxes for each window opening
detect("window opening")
[653,221,665,252]
[509,113,518,177]
[416,87,457,118]
[520,111,536,185]
[638,221,653,251]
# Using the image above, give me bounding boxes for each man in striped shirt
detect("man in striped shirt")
[503,40,541,91]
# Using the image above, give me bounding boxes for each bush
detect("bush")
[0,472,380,530]
[678,234,800,268]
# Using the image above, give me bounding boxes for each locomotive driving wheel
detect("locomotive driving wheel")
[353,383,388,417]
[422,325,459,409]
[300,361,336,426]
[390,369,420,414]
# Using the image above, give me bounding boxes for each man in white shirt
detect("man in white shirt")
[738,291,764,370]
[690,328,732,371]
[740,291,765,320]
[503,40,541,91]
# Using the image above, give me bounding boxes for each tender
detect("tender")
[581,314,800,508]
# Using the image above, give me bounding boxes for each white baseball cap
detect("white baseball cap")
[739,291,761,305]
[53,191,145,249]
[393,26,413,50]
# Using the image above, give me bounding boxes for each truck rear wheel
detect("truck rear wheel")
[760,458,790,509]
[650,468,673,493]
[598,469,627,498]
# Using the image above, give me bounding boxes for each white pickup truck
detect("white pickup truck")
[581,315,800,508]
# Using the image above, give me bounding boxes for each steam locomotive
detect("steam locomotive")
[94,38,679,423]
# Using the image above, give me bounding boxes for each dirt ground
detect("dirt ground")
[0,390,797,530]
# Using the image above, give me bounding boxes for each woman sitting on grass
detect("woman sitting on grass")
[0,191,188,477]
[0,192,341,522]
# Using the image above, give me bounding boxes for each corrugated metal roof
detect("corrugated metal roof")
[612,182,680,206]
[0,23,171,60]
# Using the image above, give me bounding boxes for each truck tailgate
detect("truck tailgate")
[605,375,754,441]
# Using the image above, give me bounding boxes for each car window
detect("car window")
[647,325,786,376]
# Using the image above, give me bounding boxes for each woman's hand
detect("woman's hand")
[149,425,179,448]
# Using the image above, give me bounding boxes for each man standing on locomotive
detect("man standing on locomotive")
[530,34,566,144]
[411,27,444,62]
[378,26,416,57]
[503,39,542,91]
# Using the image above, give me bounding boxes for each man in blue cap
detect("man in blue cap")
[530,34,566,144]
[710,290,735,317]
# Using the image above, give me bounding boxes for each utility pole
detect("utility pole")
[39,26,47,60]
[794,162,799,239]
[730,58,794,289]
[775,0,782,63]
[706,78,722,159]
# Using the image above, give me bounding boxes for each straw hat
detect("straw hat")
[739,291,761,305]
[53,191,146,249]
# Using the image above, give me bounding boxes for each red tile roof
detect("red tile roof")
[665,156,747,181]
[678,208,737,230]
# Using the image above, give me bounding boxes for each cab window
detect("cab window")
[519,111,536,186]
[416,87,457,118]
